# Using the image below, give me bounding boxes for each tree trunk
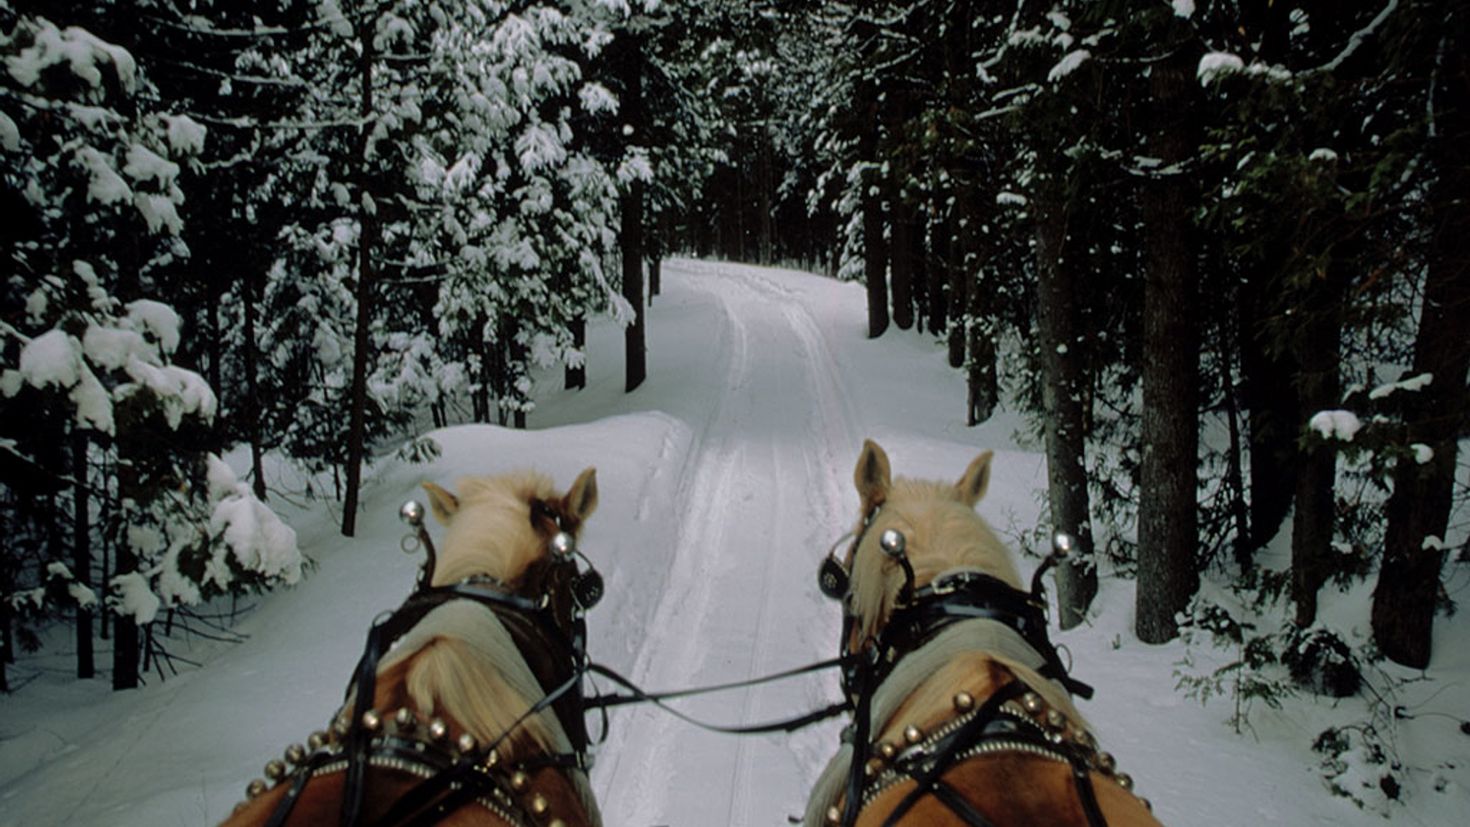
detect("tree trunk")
[858,79,888,339]
[621,36,647,392]
[340,31,377,539]
[928,208,949,336]
[565,316,586,390]
[911,208,929,333]
[243,276,267,500]
[1239,280,1300,549]
[890,195,915,331]
[946,212,967,369]
[72,429,94,679]
[1373,66,1470,666]
[1035,200,1096,628]
[1290,278,1342,627]
[1135,44,1201,644]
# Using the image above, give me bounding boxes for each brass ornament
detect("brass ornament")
[878,741,898,760]
[903,724,924,745]
[428,718,449,741]
[826,805,843,825]
[1115,772,1134,791]
[285,743,307,765]
[1095,752,1116,773]
[530,793,549,815]
[308,730,328,751]
[395,707,416,730]
[511,771,529,792]
[246,779,268,799]
[1021,692,1043,714]
[457,733,477,754]
[263,759,286,782]
[1045,709,1065,729]
[953,691,975,712]
[361,709,383,733]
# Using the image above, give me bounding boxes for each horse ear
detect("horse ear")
[854,439,891,514]
[955,450,994,507]
[563,467,598,523]
[422,481,460,524]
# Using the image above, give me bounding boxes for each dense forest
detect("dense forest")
[1,2,1465,793]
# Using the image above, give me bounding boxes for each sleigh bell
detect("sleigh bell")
[572,568,604,610]
[879,529,907,558]
[550,531,576,557]
[817,556,849,599]
[400,500,426,527]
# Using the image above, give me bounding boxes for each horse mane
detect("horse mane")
[430,471,559,588]
[374,602,598,817]
[847,476,1023,649]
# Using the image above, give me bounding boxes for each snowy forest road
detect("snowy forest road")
[590,261,862,826]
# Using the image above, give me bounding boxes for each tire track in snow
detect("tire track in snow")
[593,262,865,825]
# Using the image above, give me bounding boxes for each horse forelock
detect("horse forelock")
[847,476,1023,648]
[431,471,561,587]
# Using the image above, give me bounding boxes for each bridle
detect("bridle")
[815,509,1115,827]
[252,497,605,827]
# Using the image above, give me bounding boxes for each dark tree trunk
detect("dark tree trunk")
[757,136,774,264]
[959,189,996,424]
[1374,65,1470,666]
[946,215,967,369]
[858,79,888,339]
[890,195,916,331]
[243,276,267,500]
[1290,278,1343,627]
[1239,281,1300,549]
[911,209,929,333]
[1035,200,1096,628]
[341,25,377,538]
[928,209,949,335]
[1135,43,1201,644]
[72,430,94,679]
[113,459,140,691]
[565,316,586,390]
[621,36,647,392]
[1222,343,1254,572]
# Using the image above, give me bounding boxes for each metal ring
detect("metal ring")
[400,534,421,555]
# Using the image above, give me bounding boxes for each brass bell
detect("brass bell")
[263,759,286,782]
[879,529,906,558]
[826,805,843,825]
[865,757,883,777]
[551,531,576,556]
[1116,772,1134,791]
[953,691,975,712]
[530,793,549,815]
[510,770,529,791]
[428,718,449,741]
[333,716,352,738]
[1096,752,1116,773]
[400,500,426,527]
[246,779,268,799]
[1141,797,1153,811]
[284,743,307,765]
[361,709,383,733]
[1045,709,1065,729]
[1021,692,1043,714]
[308,730,328,751]
[903,724,924,745]
[1075,730,1097,751]
[457,733,477,754]
[878,741,898,760]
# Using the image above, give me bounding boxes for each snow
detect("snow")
[1,262,1465,827]
[1046,49,1093,81]
[110,571,161,625]
[0,110,19,151]
[163,114,206,156]
[18,329,81,389]
[74,146,133,205]
[1413,443,1434,464]
[1309,409,1362,441]
[5,21,137,92]
[1172,0,1196,17]
[125,299,182,353]
[121,142,179,186]
[1369,372,1432,400]
[1198,52,1245,84]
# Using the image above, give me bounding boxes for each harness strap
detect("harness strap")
[263,750,335,827]
[928,779,998,827]
[840,656,878,827]
[342,615,392,827]
[1070,750,1108,827]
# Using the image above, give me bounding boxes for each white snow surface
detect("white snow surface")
[1,261,1466,826]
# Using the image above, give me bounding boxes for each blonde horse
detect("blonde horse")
[806,441,1161,827]
[221,468,603,827]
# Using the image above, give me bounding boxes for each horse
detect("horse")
[805,440,1162,827]
[221,467,605,827]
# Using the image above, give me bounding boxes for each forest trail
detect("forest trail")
[591,261,862,825]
